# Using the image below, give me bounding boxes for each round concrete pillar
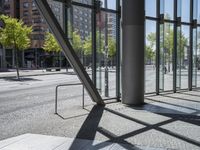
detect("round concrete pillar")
[122,0,145,105]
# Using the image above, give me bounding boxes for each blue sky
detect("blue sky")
[100,0,116,10]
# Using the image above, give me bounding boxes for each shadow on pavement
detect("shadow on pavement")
[2,77,41,82]
[68,93,200,149]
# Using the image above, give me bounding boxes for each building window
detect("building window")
[32,18,42,24]
[31,34,44,40]
[3,4,10,10]
[32,26,45,32]
[23,2,29,8]
[23,10,29,16]
[32,10,40,16]
[23,19,29,24]
[54,7,60,13]
[32,1,36,7]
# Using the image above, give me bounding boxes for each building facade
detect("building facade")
[0,0,64,69]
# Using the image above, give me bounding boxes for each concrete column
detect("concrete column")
[122,0,145,105]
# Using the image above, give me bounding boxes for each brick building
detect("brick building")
[0,0,115,69]
[0,0,64,69]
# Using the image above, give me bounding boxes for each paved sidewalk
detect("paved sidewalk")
[0,69,75,78]
[0,134,168,150]
[1,91,200,149]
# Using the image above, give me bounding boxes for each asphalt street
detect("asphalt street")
[0,70,200,149]
[0,71,116,140]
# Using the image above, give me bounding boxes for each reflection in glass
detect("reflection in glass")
[68,5,93,80]
[96,9,117,98]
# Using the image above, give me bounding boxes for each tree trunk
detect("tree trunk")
[15,48,20,80]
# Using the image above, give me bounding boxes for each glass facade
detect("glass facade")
[42,0,200,96]
[50,0,120,100]
[145,0,200,94]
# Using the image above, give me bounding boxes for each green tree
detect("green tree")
[43,32,61,53]
[145,45,155,64]
[43,31,82,53]
[0,15,32,80]
[83,33,116,57]
[43,31,82,68]
[83,32,104,56]
[107,36,116,57]
[83,34,92,55]
[146,26,188,68]
[43,32,61,68]
[71,31,82,54]
[65,23,82,54]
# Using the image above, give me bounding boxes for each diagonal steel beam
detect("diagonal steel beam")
[34,0,104,105]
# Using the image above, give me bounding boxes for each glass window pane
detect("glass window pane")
[145,20,156,93]
[197,0,200,23]
[145,0,156,17]
[70,5,92,72]
[197,27,200,87]
[160,0,164,14]
[192,29,197,88]
[164,0,174,20]
[99,0,116,10]
[96,11,117,98]
[49,0,64,29]
[177,0,181,17]
[178,25,189,89]
[193,0,198,20]
[164,23,174,91]
[181,0,190,22]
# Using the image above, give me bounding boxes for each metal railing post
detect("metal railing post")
[55,86,58,114]
[82,85,84,109]
[55,83,85,114]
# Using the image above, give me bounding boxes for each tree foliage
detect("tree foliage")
[43,31,82,53]
[43,32,61,52]
[0,15,32,79]
[146,23,188,62]
[146,45,155,63]
[83,32,116,57]
[107,36,116,57]
[0,15,32,50]
[71,31,82,53]
[83,34,92,55]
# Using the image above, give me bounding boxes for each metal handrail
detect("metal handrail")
[55,83,85,114]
